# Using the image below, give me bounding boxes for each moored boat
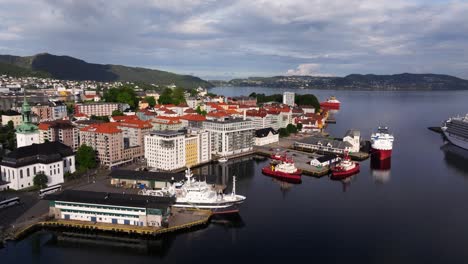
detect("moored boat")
[331,154,360,178]
[262,161,302,181]
[371,126,394,160]
[320,96,341,109]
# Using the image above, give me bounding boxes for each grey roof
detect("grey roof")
[110,169,186,182]
[255,127,278,138]
[149,130,186,137]
[0,142,74,168]
[344,129,360,138]
[45,190,175,210]
[1,109,21,116]
[297,137,352,150]
[316,154,339,163]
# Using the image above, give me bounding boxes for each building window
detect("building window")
[27,168,30,177]
[20,170,23,179]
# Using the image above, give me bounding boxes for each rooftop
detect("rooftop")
[0,141,74,168]
[45,190,175,210]
[110,169,186,182]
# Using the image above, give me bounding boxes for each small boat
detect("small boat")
[331,153,360,178]
[262,161,302,181]
[218,157,228,163]
[270,152,293,163]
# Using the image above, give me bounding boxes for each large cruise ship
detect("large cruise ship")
[139,168,246,214]
[442,114,468,150]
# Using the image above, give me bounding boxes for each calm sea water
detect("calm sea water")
[2,87,468,264]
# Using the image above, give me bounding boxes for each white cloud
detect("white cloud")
[286,64,334,77]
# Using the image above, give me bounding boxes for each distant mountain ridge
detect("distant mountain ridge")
[0,53,213,89]
[223,73,468,90]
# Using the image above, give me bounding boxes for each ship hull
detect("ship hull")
[331,163,360,178]
[371,148,392,160]
[443,131,468,150]
[262,167,302,181]
[320,102,340,109]
[172,200,244,214]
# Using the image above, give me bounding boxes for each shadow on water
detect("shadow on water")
[370,157,392,184]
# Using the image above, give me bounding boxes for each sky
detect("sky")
[1,0,468,80]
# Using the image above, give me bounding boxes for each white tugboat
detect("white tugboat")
[139,168,246,214]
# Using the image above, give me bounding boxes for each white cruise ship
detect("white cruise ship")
[442,114,468,150]
[139,168,246,214]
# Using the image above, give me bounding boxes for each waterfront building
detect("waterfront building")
[203,118,255,156]
[294,130,360,155]
[16,97,40,148]
[1,109,22,127]
[0,142,75,190]
[343,129,361,153]
[227,96,257,106]
[254,127,279,146]
[283,92,295,106]
[110,170,185,189]
[145,130,186,171]
[310,155,341,167]
[46,190,174,227]
[39,120,79,151]
[74,103,121,117]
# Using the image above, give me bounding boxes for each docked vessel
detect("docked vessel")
[139,169,246,214]
[218,156,228,163]
[371,126,394,160]
[270,152,292,163]
[320,96,341,109]
[442,114,468,150]
[331,153,360,178]
[262,160,302,182]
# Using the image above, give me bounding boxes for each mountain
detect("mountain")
[226,73,468,90]
[0,61,51,78]
[0,53,213,89]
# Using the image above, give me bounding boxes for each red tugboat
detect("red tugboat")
[270,152,292,162]
[320,96,341,109]
[331,152,360,179]
[262,160,302,182]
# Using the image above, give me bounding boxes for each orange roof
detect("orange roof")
[118,119,152,129]
[81,123,121,134]
[74,113,88,117]
[153,116,182,125]
[184,108,197,114]
[180,114,206,122]
[207,111,229,118]
[38,123,52,130]
[112,115,139,122]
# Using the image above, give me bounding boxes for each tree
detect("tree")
[172,87,186,105]
[296,123,303,131]
[33,173,48,189]
[90,115,110,122]
[278,128,290,137]
[295,94,320,111]
[103,85,139,109]
[145,96,156,107]
[76,145,97,172]
[66,103,75,115]
[158,88,173,104]
[7,120,14,130]
[286,124,298,134]
[196,106,207,116]
[189,88,198,97]
[111,110,124,116]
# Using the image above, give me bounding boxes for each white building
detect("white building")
[46,190,174,227]
[254,128,279,146]
[16,98,40,148]
[203,118,255,156]
[283,92,295,106]
[0,142,75,190]
[145,130,186,171]
[343,129,361,153]
[1,110,22,128]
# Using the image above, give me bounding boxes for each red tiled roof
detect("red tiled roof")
[184,108,197,114]
[118,119,152,129]
[207,111,229,118]
[180,114,206,122]
[81,123,121,134]
[112,115,139,122]
[38,123,52,130]
[153,116,182,125]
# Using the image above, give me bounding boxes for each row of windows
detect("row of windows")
[56,202,145,213]
[60,209,140,218]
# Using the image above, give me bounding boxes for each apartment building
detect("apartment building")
[39,120,79,151]
[74,103,121,117]
[145,130,186,171]
[203,118,254,156]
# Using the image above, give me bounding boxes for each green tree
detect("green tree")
[172,87,186,105]
[189,88,198,97]
[195,106,207,116]
[286,124,298,134]
[103,85,139,109]
[90,115,110,122]
[158,88,173,104]
[7,120,14,130]
[111,110,124,116]
[76,145,97,172]
[33,173,48,189]
[278,128,290,137]
[145,96,156,107]
[297,123,303,131]
[66,103,75,115]
[295,94,320,111]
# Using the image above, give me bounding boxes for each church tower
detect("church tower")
[16,92,40,148]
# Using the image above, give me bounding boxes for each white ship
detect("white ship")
[371,127,394,160]
[442,114,468,150]
[139,168,246,214]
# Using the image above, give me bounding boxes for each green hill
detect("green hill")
[0,61,51,78]
[0,53,213,89]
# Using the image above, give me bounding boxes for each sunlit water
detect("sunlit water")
[2,87,468,263]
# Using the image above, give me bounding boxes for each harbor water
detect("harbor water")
[2,87,468,263]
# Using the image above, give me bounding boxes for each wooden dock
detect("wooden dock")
[9,209,213,241]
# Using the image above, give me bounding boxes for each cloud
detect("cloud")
[286,64,334,77]
[1,0,468,79]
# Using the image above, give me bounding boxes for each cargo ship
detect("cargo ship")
[262,161,302,182]
[371,126,394,160]
[320,96,341,109]
[442,114,468,150]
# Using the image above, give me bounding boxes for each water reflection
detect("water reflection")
[330,174,356,192]
[440,143,468,175]
[370,157,392,184]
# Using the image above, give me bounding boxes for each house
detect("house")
[254,127,279,146]
[310,155,341,167]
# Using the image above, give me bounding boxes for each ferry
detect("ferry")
[262,160,302,182]
[139,168,246,214]
[331,153,360,178]
[442,114,468,150]
[320,96,341,109]
[371,126,394,160]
